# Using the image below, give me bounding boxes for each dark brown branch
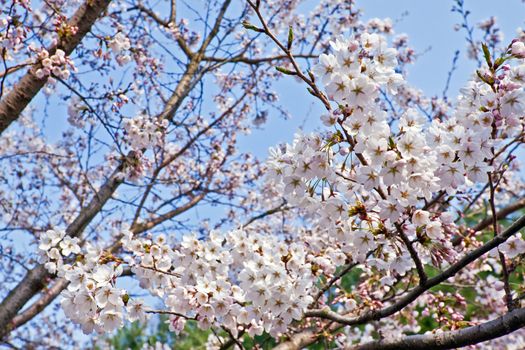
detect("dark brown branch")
[222,327,245,350]
[0,0,112,135]
[313,262,359,303]
[352,307,525,350]
[452,197,525,246]
[169,0,177,23]
[274,321,345,350]
[0,157,128,338]
[133,3,191,57]
[487,172,514,311]
[304,214,525,326]
[218,337,237,350]
[473,197,525,232]
[146,309,195,320]
[396,223,427,284]
[9,279,68,331]
[131,192,207,234]
[157,0,232,121]
[243,202,289,227]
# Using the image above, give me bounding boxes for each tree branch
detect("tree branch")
[396,223,427,284]
[0,0,237,336]
[157,0,232,121]
[0,157,128,339]
[202,53,316,64]
[245,0,331,111]
[243,202,289,227]
[9,279,68,331]
[305,214,525,326]
[0,0,112,135]
[453,197,525,246]
[131,192,207,234]
[352,307,525,350]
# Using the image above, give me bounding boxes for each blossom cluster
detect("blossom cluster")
[266,33,525,281]
[29,27,525,349]
[33,48,76,80]
[121,228,316,338]
[24,13,525,348]
[66,96,89,128]
[0,17,26,52]
[36,223,320,337]
[38,230,147,334]
[122,115,168,151]
[53,15,78,40]
[108,32,132,66]
[38,229,80,274]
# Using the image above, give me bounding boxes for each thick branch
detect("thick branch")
[305,214,525,326]
[0,159,127,339]
[157,0,232,121]
[453,197,525,246]
[274,330,318,350]
[0,1,235,333]
[352,307,525,350]
[0,0,111,135]
[9,280,68,331]
[274,321,345,350]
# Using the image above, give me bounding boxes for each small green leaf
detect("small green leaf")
[307,87,317,96]
[287,26,294,50]
[275,66,296,75]
[494,55,511,70]
[388,136,396,149]
[241,20,264,33]
[476,70,493,85]
[494,57,504,69]
[481,43,492,68]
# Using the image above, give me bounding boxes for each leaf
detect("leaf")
[494,55,511,70]
[275,66,296,75]
[476,70,493,85]
[307,87,317,96]
[287,26,294,50]
[481,43,492,68]
[241,20,264,33]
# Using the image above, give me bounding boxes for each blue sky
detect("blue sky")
[4,0,525,345]
[126,0,525,341]
[241,0,525,157]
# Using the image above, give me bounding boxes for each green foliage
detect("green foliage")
[339,267,363,293]
[307,336,339,350]
[170,321,212,350]
[96,318,289,350]
[417,314,439,333]
[94,317,211,350]
[242,333,276,349]
[102,321,145,350]
[96,207,525,350]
